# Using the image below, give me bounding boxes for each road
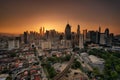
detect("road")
[76,54,93,71]
[36,46,48,80]
[53,53,75,80]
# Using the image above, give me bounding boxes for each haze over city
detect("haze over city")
[0,0,120,34]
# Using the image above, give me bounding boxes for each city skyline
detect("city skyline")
[0,0,120,34]
[0,1,120,79]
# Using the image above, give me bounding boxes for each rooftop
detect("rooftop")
[88,55,104,64]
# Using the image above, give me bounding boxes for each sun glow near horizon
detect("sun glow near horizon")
[0,21,119,35]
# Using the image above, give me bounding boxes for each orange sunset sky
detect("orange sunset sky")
[0,0,120,35]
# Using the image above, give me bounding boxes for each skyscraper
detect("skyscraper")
[99,26,101,33]
[39,27,45,36]
[39,27,42,35]
[24,31,28,44]
[77,25,80,36]
[100,33,106,45]
[76,25,80,45]
[65,24,71,40]
[104,28,111,46]
[43,27,45,35]
[79,34,84,49]
[83,29,87,43]
[105,28,109,38]
[87,31,97,43]
[97,26,101,44]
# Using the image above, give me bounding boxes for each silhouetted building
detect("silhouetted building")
[87,31,97,43]
[100,33,106,45]
[96,31,99,44]
[76,25,80,45]
[45,30,49,39]
[24,31,28,44]
[71,32,76,47]
[79,34,84,49]
[59,33,64,40]
[113,35,120,46]
[99,26,101,33]
[105,28,109,38]
[104,28,111,46]
[83,29,87,43]
[50,29,56,40]
[45,29,58,41]
[43,27,45,35]
[77,25,80,37]
[98,26,101,44]
[40,27,42,35]
[39,27,45,36]
[65,24,71,40]
[15,36,21,43]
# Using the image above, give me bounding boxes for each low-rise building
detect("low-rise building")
[41,41,51,50]
[8,40,19,50]
[0,74,9,80]
[80,53,105,72]
[88,55,105,72]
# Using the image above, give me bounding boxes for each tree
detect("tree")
[65,54,71,61]
[49,67,56,78]
[110,71,118,79]
[44,61,57,79]
[88,49,120,79]
[93,67,100,76]
[10,53,16,57]
[115,65,120,73]
[6,74,12,80]
[71,60,81,69]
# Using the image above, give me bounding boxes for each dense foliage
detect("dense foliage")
[89,49,120,80]
[71,59,82,69]
[41,54,71,79]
